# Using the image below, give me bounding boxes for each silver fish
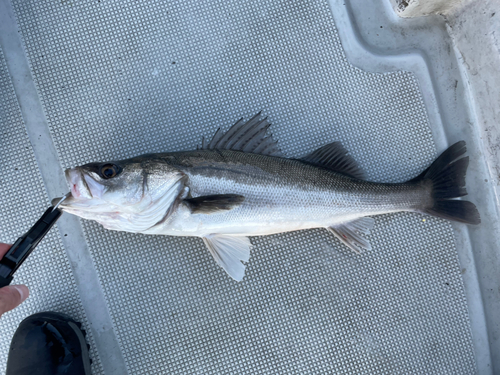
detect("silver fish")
[56,114,480,281]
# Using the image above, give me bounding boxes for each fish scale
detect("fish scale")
[159,149,427,236]
[57,116,479,280]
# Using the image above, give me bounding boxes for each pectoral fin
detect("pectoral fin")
[202,234,252,281]
[327,217,374,253]
[184,194,245,214]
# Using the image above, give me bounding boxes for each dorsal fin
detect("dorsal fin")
[301,142,365,179]
[199,113,284,157]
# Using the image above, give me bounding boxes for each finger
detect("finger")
[0,285,29,317]
[0,243,12,258]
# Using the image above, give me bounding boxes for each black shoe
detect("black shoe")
[6,311,91,375]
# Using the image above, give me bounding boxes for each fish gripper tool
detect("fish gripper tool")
[0,194,69,288]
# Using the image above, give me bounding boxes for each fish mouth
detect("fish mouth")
[52,168,108,209]
[66,168,93,200]
[65,168,107,200]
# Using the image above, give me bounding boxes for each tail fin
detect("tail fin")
[415,141,480,225]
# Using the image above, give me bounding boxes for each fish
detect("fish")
[54,113,480,281]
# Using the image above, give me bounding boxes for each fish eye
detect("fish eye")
[100,164,120,179]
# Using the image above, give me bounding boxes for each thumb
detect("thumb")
[0,285,29,317]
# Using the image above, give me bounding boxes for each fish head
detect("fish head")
[65,160,147,206]
[55,156,186,232]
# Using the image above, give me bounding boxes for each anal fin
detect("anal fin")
[327,217,374,254]
[202,234,252,281]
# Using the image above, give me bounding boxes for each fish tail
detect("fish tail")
[413,141,480,225]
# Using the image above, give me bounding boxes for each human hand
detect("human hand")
[0,244,29,318]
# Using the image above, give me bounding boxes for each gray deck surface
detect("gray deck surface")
[0,0,477,373]
[0,46,104,375]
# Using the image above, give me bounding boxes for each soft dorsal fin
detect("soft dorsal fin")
[301,142,365,179]
[184,194,245,214]
[327,217,374,254]
[199,113,284,157]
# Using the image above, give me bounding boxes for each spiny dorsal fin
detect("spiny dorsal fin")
[301,142,365,179]
[184,194,245,214]
[327,217,374,254]
[199,113,284,157]
[202,234,252,281]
